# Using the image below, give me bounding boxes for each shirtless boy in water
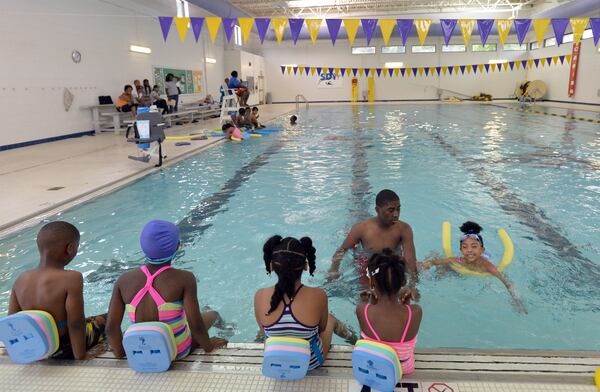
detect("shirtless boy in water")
[328,189,419,300]
[8,221,106,359]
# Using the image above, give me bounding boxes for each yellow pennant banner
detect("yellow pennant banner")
[306,19,322,44]
[379,19,396,45]
[343,19,360,45]
[272,18,288,44]
[496,19,513,46]
[459,19,476,46]
[205,17,221,43]
[533,19,550,46]
[174,17,189,42]
[570,18,589,44]
[414,19,432,45]
[238,18,255,44]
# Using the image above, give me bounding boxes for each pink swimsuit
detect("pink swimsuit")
[360,304,417,375]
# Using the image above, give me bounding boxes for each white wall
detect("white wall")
[261,34,599,105]
[526,38,600,103]
[0,0,226,147]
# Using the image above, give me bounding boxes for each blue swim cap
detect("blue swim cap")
[140,220,180,264]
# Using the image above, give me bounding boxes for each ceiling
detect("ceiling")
[227,0,549,18]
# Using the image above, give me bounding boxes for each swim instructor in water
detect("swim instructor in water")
[328,189,419,301]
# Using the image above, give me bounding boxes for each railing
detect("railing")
[295,94,309,111]
[435,87,472,100]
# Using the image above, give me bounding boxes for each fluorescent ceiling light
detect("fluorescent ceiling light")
[384,62,404,68]
[129,45,151,54]
[287,0,337,7]
[488,59,508,64]
[205,57,217,63]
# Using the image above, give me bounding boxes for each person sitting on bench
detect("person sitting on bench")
[116,85,137,116]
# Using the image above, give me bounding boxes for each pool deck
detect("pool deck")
[1,343,599,391]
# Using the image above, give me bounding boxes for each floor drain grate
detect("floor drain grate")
[47,186,65,191]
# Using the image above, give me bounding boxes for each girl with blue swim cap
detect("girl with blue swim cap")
[106,220,228,359]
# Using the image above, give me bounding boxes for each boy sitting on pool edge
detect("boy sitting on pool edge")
[8,221,107,360]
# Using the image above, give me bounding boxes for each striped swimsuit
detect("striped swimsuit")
[263,285,324,370]
[126,265,192,360]
[361,303,417,375]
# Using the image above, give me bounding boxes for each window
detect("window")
[234,25,242,46]
[381,45,405,54]
[563,33,574,43]
[176,0,190,17]
[472,44,497,52]
[352,46,376,54]
[503,43,527,51]
[544,37,556,47]
[412,45,436,53]
[384,62,404,68]
[529,42,539,50]
[442,44,465,52]
[583,29,593,40]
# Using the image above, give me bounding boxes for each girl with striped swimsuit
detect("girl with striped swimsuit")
[254,236,356,370]
[356,249,423,375]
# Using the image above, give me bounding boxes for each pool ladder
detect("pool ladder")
[295,94,309,111]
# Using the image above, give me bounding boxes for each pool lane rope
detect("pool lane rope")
[442,221,514,277]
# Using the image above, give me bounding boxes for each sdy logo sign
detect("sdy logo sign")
[319,72,337,81]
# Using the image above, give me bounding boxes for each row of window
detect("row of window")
[353,29,594,55]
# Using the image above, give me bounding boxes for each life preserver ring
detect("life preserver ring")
[442,221,514,277]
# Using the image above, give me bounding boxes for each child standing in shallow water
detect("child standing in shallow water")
[356,249,422,375]
[420,221,527,314]
[8,221,106,360]
[106,220,227,359]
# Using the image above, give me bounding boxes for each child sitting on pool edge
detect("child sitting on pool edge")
[356,250,422,375]
[420,221,527,314]
[106,220,227,359]
[8,221,107,360]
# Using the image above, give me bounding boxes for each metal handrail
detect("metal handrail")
[295,94,309,111]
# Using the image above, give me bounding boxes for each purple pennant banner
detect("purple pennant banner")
[448,66,453,75]
[477,19,494,45]
[190,17,204,42]
[352,68,358,76]
[559,55,565,64]
[361,19,378,44]
[509,61,515,70]
[293,66,298,74]
[289,18,304,44]
[280,66,285,74]
[400,68,406,76]
[459,65,466,74]
[316,67,322,75]
[424,67,430,76]
[472,65,477,74]
[440,19,457,45]
[396,19,413,46]
[376,68,382,77]
[521,60,528,68]
[484,63,490,72]
[546,57,552,65]
[551,18,569,46]
[158,16,173,42]
[222,18,237,43]
[412,67,418,76]
[255,18,271,44]
[436,67,441,75]
[388,68,394,77]
[341,68,346,77]
[364,68,371,77]
[514,19,532,45]
[533,58,540,67]
[591,18,600,46]
[326,19,342,45]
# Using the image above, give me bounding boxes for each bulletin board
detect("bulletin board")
[153,67,204,95]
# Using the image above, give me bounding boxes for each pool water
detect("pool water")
[1,104,599,350]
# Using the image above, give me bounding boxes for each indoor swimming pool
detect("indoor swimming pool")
[1,103,598,350]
